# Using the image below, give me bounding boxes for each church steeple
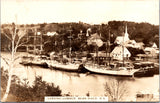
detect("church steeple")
[124,24,129,38]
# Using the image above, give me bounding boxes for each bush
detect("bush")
[1,68,62,102]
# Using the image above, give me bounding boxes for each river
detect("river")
[1,52,159,101]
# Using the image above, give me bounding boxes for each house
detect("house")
[152,43,157,48]
[87,33,103,47]
[134,42,144,49]
[144,43,159,57]
[46,32,58,36]
[125,40,137,47]
[111,45,131,60]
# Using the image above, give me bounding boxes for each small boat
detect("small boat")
[20,55,49,68]
[136,90,159,101]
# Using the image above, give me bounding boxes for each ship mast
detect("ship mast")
[122,25,125,67]
[68,26,72,63]
[108,28,111,66]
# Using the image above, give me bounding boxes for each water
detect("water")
[1,52,159,101]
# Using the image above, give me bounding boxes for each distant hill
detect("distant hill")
[1,21,159,53]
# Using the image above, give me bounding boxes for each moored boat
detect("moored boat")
[47,60,80,72]
[20,55,49,68]
[133,62,156,77]
[47,27,86,72]
[84,63,139,77]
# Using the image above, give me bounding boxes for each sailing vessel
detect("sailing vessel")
[19,29,49,68]
[83,25,140,77]
[47,27,83,72]
[84,63,138,77]
[20,55,49,68]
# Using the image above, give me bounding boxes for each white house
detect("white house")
[111,45,131,60]
[134,42,144,49]
[87,33,103,47]
[152,43,157,48]
[144,43,159,56]
[46,32,58,36]
[125,40,137,47]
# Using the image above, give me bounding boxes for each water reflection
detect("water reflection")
[11,65,158,100]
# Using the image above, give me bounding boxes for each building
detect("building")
[114,25,144,49]
[152,43,158,48]
[114,25,130,45]
[87,33,103,47]
[111,45,131,60]
[134,42,144,49]
[144,43,159,57]
[46,32,58,36]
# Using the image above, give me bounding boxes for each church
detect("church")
[114,25,143,49]
[114,25,130,45]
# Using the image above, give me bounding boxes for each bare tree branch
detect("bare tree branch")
[105,82,114,100]
[7,46,12,54]
[12,26,17,41]
[1,56,10,66]
[14,29,27,53]
[13,56,21,61]
[104,78,128,101]
[17,41,28,47]
[3,33,12,41]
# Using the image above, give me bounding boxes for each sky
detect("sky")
[1,0,159,25]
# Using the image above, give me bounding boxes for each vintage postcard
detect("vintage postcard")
[1,0,159,102]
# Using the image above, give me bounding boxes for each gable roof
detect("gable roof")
[152,43,157,48]
[87,33,103,47]
[114,36,129,44]
[111,45,131,56]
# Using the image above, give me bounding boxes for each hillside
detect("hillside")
[1,21,159,53]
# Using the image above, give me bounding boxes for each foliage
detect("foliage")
[1,68,62,102]
[1,67,8,93]
[1,21,159,54]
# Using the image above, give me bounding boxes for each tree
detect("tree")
[104,78,128,101]
[1,23,26,102]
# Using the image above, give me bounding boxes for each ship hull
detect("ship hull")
[47,61,85,72]
[84,65,136,77]
[49,65,79,72]
[20,61,48,68]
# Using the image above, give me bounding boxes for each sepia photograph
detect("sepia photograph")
[1,0,159,102]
